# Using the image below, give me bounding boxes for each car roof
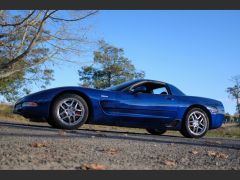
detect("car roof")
[134,79,166,85]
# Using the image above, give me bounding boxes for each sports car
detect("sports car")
[13,79,225,138]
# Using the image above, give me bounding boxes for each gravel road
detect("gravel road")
[0,120,239,170]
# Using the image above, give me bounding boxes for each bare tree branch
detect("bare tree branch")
[0,11,43,40]
[0,10,57,70]
[49,10,97,22]
[0,10,36,27]
[0,50,58,79]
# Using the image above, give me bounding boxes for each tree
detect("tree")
[0,10,97,101]
[224,113,231,123]
[227,75,240,117]
[78,40,145,89]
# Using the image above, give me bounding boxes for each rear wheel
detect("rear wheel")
[180,108,209,138]
[50,93,89,130]
[146,128,167,135]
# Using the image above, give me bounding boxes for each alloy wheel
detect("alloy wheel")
[187,110,208,136]
[56,98,85,126]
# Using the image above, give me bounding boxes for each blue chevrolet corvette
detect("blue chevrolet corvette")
[13,79,225,138]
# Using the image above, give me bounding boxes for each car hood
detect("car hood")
[15,86,92,104]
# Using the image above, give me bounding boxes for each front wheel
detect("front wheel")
[146,128,167,135]
[50,93,89,130]
[180,108,209,138]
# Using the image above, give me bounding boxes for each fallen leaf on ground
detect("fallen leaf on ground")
[29,142,47,148]
[77,163,107,170]
[190,150,199,155]
[98,148,120,155]
[207,151,228,159]
[163,160,176,166]
[106,148,119,155]
[58,130,66,136]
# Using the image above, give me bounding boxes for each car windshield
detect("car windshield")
[105,79,141,91]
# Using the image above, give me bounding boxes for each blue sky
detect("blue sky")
[45,10,240,114]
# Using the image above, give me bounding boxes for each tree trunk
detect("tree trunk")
[107,71,111,88]
[237,98,240,118]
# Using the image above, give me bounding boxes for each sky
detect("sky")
[40,10,240,115]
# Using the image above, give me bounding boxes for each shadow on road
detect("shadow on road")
[0,121,239,150]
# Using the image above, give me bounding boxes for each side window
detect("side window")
[132,85,148,93]
[153,87,169,95]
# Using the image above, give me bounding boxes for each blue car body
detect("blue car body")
[13,79,225,130]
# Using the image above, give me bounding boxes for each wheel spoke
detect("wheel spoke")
[75,109,82,112]
[62,116,68,120]
[60,105,66,110]
[189,118,194,122]
[70,100,74,107]
[189,115,194,120]
[63,102,69,108]
[193,127,196,133]
[199,122,204,126]
[68,116,71,124]
[59,111,66,116]
[75,102,78,108]
[193,113,198,120]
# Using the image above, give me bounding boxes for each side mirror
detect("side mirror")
[130,86,147,94]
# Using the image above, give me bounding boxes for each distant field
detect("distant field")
[0,104,239,138]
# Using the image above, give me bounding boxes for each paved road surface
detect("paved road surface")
[0,120,239,170]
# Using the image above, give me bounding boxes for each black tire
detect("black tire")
[180,108,209,138]
[50,93,89,130]
[146,128,167,135]
[47,118,57,128]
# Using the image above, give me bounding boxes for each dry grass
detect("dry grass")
[0,103,27,122]
[0,104,239,138]
[206,123,240,138]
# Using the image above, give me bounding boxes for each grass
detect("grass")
[0,103,27,122]
[206,123,240,138]
[0,104,239,138]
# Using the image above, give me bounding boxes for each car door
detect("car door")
[107,90,179,127]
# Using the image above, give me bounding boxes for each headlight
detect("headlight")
[22,102,38,107]
[207,106,218,113]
